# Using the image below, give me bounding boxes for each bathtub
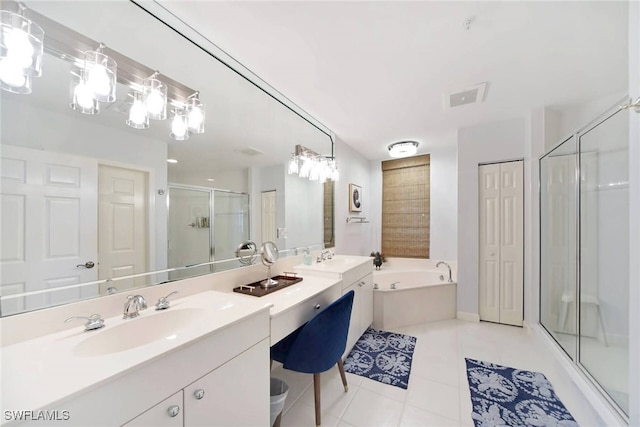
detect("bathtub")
[372,259,457,330]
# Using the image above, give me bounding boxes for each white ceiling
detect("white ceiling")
[156,0,629,160]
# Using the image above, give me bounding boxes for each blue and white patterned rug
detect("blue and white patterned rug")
[465,358,579,427]
[343,327,416,389]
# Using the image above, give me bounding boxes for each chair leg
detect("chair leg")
[273,411,282,427]
[337,359,349,392]
[313,373,321,426]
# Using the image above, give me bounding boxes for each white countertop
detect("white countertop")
[0,290,269,415]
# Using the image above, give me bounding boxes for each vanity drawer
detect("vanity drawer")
[270,284,341,345]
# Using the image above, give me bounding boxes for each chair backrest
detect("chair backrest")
[282,290,355,373]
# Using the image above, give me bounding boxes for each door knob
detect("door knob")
[76,261,95,269]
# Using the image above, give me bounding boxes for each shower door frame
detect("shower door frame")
[538,96,631,422]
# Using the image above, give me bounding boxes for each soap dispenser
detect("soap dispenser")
[303,248,312,265]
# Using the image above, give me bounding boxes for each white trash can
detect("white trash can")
[270,377,289,427]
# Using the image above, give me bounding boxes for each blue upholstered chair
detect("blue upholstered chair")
[271,290,355,426]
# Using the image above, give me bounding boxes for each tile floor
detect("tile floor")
[270,319,610,426]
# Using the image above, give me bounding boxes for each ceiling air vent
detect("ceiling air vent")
[444,82,488,109]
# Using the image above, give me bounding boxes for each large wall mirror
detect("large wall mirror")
[0,1,335,316]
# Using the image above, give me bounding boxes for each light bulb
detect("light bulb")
[87,63,111,97]
[146,89,164,115]
[0,58,26,87]
[171,114,188,138]
[129,100,147,125]
[74,81,95,109]
[4,27,34,69]
[188,107,203,129]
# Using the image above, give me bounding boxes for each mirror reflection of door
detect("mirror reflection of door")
[1,145,98,315]
[98,165,149,294]
[261,191,277,244]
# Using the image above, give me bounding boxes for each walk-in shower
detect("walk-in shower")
[540,99,630,419]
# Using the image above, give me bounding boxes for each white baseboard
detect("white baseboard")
[457,311,480,322]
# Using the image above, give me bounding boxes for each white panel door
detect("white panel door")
[98,165,148,293]
[478,161,523,326]
[479,163,501,323]
[261,191,276,243]
[498,162,524,326]
[1,146,98,315]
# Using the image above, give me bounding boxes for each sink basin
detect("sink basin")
[73,308,203,357]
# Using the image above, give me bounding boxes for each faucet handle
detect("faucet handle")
[65,314,105,331]
[156,291,178,310]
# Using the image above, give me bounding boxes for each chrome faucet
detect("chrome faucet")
[316,250,334,263]
[65,314,105,331]
[123,295,147,319]
[436,261,453,283]
[390,281,399,290]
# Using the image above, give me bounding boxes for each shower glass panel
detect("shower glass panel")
[168,186,212,280]
[579,108,629,414]
[540,136,578,360]
[213,190,250,261]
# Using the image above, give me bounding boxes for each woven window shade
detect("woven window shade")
[381,155,430,258]
[323,180,335,248]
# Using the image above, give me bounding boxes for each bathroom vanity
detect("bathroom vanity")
[0,255,373,426]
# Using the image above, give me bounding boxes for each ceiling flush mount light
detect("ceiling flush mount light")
[287,144,339,183]
[126,90,149,129]
[143,71,167,121]
[170,106,189,141]
[388,141,419,158]
[0,4,44,94]
[186,91,205,133]
[83,43,116,103]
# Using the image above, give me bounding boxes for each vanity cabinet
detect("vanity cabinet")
[123,340,268,427]
[342,271,374,356]
[31,309,271,427]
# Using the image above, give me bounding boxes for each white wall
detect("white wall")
[334,137,374,255]
[284,172,323,249]
[457,118,527,317]
[627,1,639,424]
[429,141,458,261]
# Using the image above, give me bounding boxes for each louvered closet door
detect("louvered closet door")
[479,161,523,326]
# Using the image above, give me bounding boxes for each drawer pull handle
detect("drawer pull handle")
[314,304,321,310]
[194,389,205,400]
[167,405,180,417]
[358,281,365,287]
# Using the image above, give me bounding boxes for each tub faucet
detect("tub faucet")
[123,295,147,319]
[436,261,453,283]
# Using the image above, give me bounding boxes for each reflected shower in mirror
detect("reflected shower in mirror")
[0,0,335,317]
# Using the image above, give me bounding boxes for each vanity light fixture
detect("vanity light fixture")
[170,106,189,140]
[186,91,205,133]
[287,144,339,183]
[0,3,44,94]
[388,140,419,158]
[83,43,117,103]
[126,90,149,129]
[143,71,167,120]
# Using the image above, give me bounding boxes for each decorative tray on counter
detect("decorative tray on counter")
[233,272,303,297]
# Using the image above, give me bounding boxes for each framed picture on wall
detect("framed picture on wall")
[349,183,362,212]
